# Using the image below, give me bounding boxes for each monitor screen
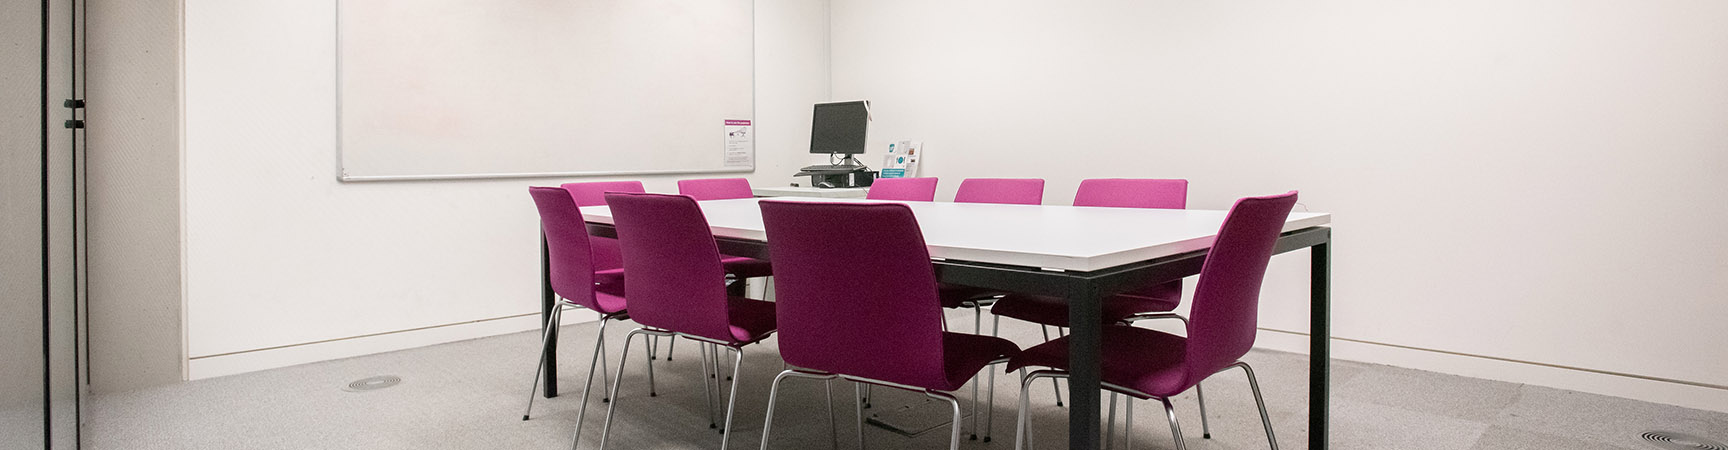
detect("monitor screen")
[809,101,869,154]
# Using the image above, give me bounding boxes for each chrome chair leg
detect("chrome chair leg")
[713,344,727,383]
[598,330,612,403]
[759,370,793,450]
[1105,392,1117,450]
[1124,397,1134,450]
[664,337,675,361]
[719,347,745,449]
[1038,326,1063,407]
[863,384,872,408]
[970,306,983,440]
[1127,313,1213,440]
[855,382,868,450]
[715,345,729,412]
[1195,381,1209,438]
[1159,397,1187,450]
[644,336,657,397]
[593,328,646,450]
[649,336,659,360]
[1013,369,1036,450]
[523,305,564,420]
[928,391,964,450]
[568,317,613,446]
[701,342,717,429]
[983,314,1002,442]
[826,380,838,450]
[1236,362,1279,450]
[707,344,718,379]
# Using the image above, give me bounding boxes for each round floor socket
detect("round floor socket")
[344,375,402,392]
[1641,431,1728,450]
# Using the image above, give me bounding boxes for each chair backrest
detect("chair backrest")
[954,178,1044,205]
[1183,191,1298,382]
[562,181,646,207]
[603,192,734,341]
[1075,178,1191,300]
[527,186,603,311]
[1073,178,1188,209]
[865,177,939,201]
[561,181,646,271]
[677,178,754,200]
[759,200,952,390]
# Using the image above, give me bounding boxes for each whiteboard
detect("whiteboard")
[337,0,754,181]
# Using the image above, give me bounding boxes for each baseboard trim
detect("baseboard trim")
[1253,328,1728,414]
[186,309,600,380]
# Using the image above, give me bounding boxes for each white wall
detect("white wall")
[830,0,1728,412]
[182,0,830,378]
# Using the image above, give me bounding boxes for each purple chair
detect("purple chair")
[987,179,1189,408]
[594,192,780,450]
[676,177,774,283]
[564,181,648,209]
[953,177,1045,205]
[523,187,632,424]
[677,177,756,200]
[757,200,1021,450]
[865,177,940,201]
[1007,191,1298,450]
[564,180,762,363]
[939,178,1048,415]
[943,177,1046,312]
[562,181,646,272]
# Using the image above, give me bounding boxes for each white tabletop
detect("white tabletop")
[751,186,871,198]
[582,197,1330,272]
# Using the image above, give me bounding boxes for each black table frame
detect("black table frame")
[542,223,1332,450]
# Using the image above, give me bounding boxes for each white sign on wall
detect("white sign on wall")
[723,119,753,167]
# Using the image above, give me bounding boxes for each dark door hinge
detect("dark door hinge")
[64,119,85,129]
[63,99,84,108]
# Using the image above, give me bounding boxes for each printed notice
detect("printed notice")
[723,119,753,167]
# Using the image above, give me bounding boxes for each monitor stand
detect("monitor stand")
[800,153,869,173]
[795,153,875,188]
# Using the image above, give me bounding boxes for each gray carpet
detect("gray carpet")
[88,310,1728,449]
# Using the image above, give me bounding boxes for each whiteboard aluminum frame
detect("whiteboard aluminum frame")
[333,0,757,182]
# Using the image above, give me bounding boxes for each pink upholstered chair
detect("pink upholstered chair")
[1007,191,1298,450]
[593,192,780,450]
[943,178,1047,314]
[561,181,646,272]
[564,180,759,363]
[522,187,632,425]
[564,181,647,208]
[757,200,1021,450]
[988,179,1189,408]
[865,177,940,201]
[677,177,756,201]
[953,178,1045,205]
[676,177,774,279]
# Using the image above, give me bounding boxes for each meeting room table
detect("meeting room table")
[540,196,1333,450]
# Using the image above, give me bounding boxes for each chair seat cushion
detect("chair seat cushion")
[938,283,1002,309]
[937,332,1022,392]
[594,268,626,294]
[564,268,629,314]
[720,256,774,279]
[1005,325,1192,399]
[990,291,1179,327]
[726,296,779,344]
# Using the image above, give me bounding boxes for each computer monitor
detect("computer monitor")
[809,100,869,155]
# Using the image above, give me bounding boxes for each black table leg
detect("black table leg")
[541,233,558,398]
[1067,281,1104,450]
[1309,239,1331,449]
[726,276,747,298]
